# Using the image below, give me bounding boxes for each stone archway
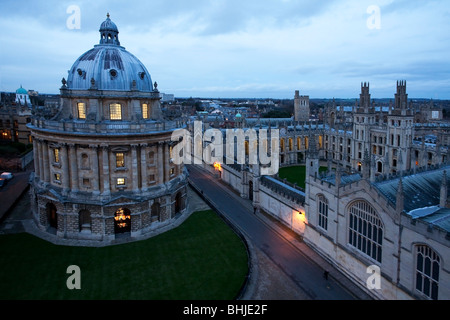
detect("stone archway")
[46,203,57,230]
[175,192,182,216]
[151,202,161,222]
[79,210,92,232]
[114,208,131,234]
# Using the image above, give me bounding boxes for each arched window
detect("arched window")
[318,195,328,231]
[377,161,383,173]
[415,245,440,300]
[348,200,383,263]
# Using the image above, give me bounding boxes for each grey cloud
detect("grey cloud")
[0,0,337,35]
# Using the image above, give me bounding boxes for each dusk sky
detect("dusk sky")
[0,0,449,99]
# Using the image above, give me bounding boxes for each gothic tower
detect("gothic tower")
[386,80,414,174]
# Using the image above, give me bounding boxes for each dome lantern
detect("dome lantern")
[99,13,120,46]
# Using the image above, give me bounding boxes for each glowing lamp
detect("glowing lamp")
[213,162,222,171]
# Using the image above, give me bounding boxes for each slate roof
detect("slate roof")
[373,165,450,232]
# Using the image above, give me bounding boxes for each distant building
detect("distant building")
[294,90,310,122]
[161,93,175,102]
[15,85,31,106]
[0,86,33,144]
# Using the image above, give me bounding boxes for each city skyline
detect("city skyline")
[1,0,449,99]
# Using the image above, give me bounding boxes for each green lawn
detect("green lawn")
[0,210,248,300]
[278,165,328,189]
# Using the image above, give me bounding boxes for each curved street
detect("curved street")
[187,164,372,300]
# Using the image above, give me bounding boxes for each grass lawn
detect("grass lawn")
[278,165,328,189]
[0,210,248,300]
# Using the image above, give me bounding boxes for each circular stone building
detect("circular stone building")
[28,14,188,242]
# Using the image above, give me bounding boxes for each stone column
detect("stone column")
[68,144,79,193]
[164,142,170,183]
[38,139,45,182]
[89,145,100,194]
[61,143,70,193]
[140,143,148,192]
[131,144,139,192]
[157,142,164,184]
[43,141,50,183]
[32,139,40,179]
[101,144,110,196]
[48,145,55,182]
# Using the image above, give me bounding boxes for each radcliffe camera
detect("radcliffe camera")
[0,1,449,311]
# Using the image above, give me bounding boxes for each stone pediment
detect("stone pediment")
[110,146,130,153]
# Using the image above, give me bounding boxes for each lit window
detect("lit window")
[348,200,383,263]
[54,173,61,182]
[77,102,86,119]
[142,103,149,119]
[117,178,125,186]
[416,245,440,300]
[116,153,125,168]
[318,195,328,231]
[110,103,122,120]
[170,168,175,176]
[54,148,60,163]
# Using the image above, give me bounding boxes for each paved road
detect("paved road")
[0,170,31,222]
[187,164,358,300]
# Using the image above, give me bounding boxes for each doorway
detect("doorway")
[46,203,57,230]
[114,208,131,234]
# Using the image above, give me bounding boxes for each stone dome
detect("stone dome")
[66,14,154,92]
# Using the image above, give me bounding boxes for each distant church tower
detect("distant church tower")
[294,90,310,122]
